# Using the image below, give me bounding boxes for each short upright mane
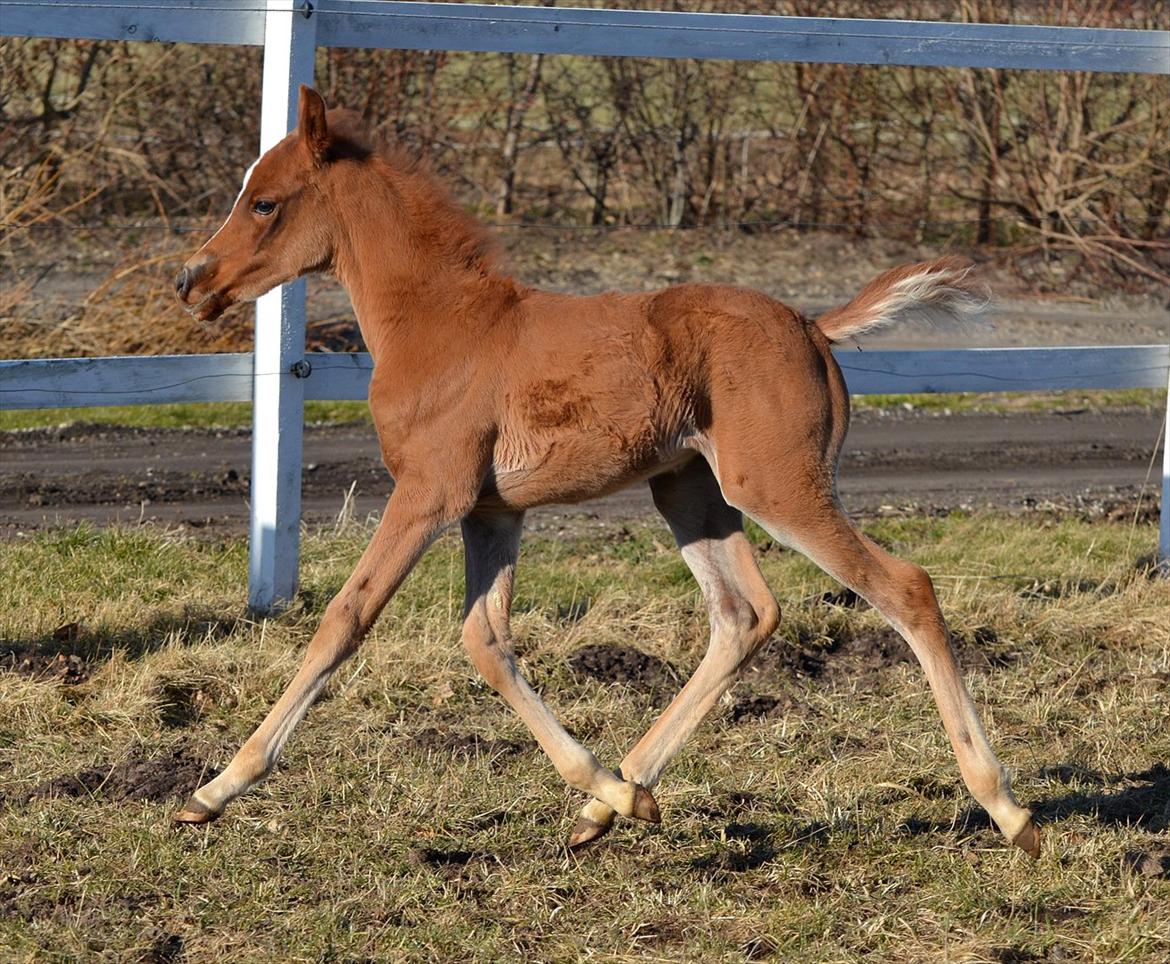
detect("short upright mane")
[326,108,503,277]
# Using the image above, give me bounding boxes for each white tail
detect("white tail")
[815,256,988,342]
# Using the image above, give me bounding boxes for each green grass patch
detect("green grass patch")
[3,389,1160,434]
[851,387,1164,414]
[0,400,372,432]
[1,515,1168,960]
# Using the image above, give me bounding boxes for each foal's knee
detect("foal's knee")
[881,556,949,641]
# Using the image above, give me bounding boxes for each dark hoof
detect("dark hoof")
[174,796,220,825]
[632,784,661,824]
[1012,819,1041,859]
[568,814,615,850]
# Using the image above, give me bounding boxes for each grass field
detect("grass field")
[1,515,1168,961]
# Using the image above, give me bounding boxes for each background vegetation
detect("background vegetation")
[2,1,1167,360]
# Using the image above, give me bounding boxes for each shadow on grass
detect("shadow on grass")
[1,606,246,682]
[897,761,1170,840]
[1031,762,1170,832]
[692,821,780,875]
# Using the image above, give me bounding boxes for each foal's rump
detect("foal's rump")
[652,257,986,493]
[644,281,848,468]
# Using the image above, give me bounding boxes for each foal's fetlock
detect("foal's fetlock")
[994,802,1041,859]
[584,766,661,825]
[606,769,661,823]
[973,773,1039,858]
[567,785,659,849]
[174,755,264,825]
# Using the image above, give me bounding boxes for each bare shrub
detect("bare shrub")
[1,0,1165,361]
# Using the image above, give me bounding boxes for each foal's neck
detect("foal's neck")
[329,160,518,361]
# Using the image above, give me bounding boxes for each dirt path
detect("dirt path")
[1,407,1163,537]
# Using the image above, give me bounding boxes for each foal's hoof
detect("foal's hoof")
[568,814,615,850]
[174,795,221,825]
[1011,819,1041,859]
[632,783,661,824]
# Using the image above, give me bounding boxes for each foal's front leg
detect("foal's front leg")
[461,511,660,824]
[176,484,451,823]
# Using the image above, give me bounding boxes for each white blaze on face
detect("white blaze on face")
[206,157,260,244]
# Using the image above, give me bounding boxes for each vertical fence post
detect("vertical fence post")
[1161,368,1170,570]
[249,0,317,612]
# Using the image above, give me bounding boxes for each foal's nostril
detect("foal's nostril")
[174,267,191,299]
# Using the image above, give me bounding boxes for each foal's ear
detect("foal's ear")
[297,85,330,165]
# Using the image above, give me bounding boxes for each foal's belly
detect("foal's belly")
[481,344,701,512]
[478,428,699,511]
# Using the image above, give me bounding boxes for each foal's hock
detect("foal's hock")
[173,86,1038,857]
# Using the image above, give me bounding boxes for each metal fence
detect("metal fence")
[3,0,1169,611]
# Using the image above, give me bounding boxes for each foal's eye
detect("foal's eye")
[252,199,277,216]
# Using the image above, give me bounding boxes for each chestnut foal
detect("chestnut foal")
[174,86,1038,856]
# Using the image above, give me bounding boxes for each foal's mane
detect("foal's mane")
[325,108,504,277]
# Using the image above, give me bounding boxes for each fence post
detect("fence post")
[249,0,317,613]
[1161,368,1170,569]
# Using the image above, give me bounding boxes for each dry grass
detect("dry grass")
[1,514,1168,961]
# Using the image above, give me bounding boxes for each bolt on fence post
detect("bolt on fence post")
[248,0,317,613]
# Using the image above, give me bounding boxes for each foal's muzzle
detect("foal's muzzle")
[174,253,215,306]
[174,266,194,300]
[174,253,227,321]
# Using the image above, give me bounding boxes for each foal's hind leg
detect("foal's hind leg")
[721,468,1039,856]
[461,511,660,824]
[570,460,779,847]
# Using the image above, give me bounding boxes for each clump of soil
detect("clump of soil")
[158,682,219,729]
[568,643,679,694]
[1,648,89,685]
[145,931,185,964]
[408,847,488,870]
[407,846,496,892]
[728,693,795,722]
[740,630,836,683]
[412,727,533,761]
[745,625,1017,690]
[1124,848,1170,880]
[822,628,916,680]
[732,624,1018,718]
[20,747,216,805]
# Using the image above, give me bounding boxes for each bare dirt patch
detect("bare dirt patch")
[411,726,534,762]
[15,747,217,807]
[728,624,1019,725]
[728,693,796,722]
[744,624,1017,690]
[0,620,91,684]
[568,643,681,703]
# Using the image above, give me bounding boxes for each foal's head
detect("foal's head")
[175,86,360,322]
